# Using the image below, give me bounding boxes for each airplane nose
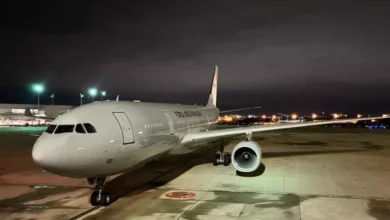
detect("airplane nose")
[32,135,68,171]
[32,146,50,167]
[32,141,55,169]
[32,147,44,165]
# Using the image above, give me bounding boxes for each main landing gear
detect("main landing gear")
[88,177,112,206]
[213,139,231,166]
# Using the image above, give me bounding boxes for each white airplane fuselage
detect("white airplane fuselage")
[32,101,219,178]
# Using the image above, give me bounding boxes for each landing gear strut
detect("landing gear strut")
[213,139,231,166]
[88,177,112,206]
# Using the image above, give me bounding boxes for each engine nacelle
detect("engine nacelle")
[231,140,262,173]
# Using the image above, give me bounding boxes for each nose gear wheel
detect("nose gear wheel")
[89,177,112,206]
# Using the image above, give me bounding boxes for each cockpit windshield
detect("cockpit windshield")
[45,124,57,134]
[75,124,86,133]
[54,125,75,134]
[83,123,97,133]
[44,123,96,134]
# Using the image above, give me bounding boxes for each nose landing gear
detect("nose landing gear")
[88,177,112,206]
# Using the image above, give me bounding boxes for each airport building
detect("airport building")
[0,103,75,118]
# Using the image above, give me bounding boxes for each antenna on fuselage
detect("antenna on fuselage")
[116,95,119,101]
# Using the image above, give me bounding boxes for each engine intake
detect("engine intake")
[231,141,262,173]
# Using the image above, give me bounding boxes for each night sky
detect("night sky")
[2,0,390,114]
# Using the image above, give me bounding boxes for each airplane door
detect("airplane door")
[162,110,175,135]
[113,112,135,144]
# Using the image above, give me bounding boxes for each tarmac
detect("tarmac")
[0,126,390,219]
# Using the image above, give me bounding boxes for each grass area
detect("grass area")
[0,127,45,148]
[217,125,390,134]
[0,126,46,134]
[272,141,328,146]
[274,126,390,134]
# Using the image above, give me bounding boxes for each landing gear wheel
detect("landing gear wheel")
[87,177,94,185]
[89,177,112,206]
[90,191,101,206]
[213,139,232,166]
[101,192,112,206]
[213,153,220,166]
[223,153,231,166]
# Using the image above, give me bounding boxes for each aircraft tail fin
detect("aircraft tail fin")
[206,66,218,107]
[24,107,33,116]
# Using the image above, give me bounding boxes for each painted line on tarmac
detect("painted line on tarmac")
[68,206,101,220]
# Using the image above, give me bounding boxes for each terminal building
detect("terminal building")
[0,104,75,126]
[0,104,75,118]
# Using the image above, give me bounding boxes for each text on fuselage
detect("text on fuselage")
[174,111,202,118]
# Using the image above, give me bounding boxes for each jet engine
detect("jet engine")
[231,141,262,173]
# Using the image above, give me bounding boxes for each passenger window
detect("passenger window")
[54,125,75,134]
[83,123,97,133]
[45,124,57,134]
[75,124,86,133]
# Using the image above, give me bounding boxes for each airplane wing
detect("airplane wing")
[34,116,56,120]
[181,116,389,144]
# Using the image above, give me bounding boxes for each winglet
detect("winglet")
[206,66,218,107]
[116,95,119,101]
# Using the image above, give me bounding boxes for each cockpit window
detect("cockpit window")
[83,123,96,133]
[54,125,75,134]
[45,124,57,134]
[75,124,86,133]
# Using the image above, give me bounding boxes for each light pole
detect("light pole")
[88,88,97,102]
[50,94,55,105]
[33,84,44,114]
[80,93,84,106]
[100,91,106,101]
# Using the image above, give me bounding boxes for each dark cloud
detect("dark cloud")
[1,0,390,113]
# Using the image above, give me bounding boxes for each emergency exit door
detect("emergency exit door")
[113,112,134,144]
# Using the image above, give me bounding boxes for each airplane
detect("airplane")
[278,119,302,123]
[276,113,304,123]
[31,66,389,207]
